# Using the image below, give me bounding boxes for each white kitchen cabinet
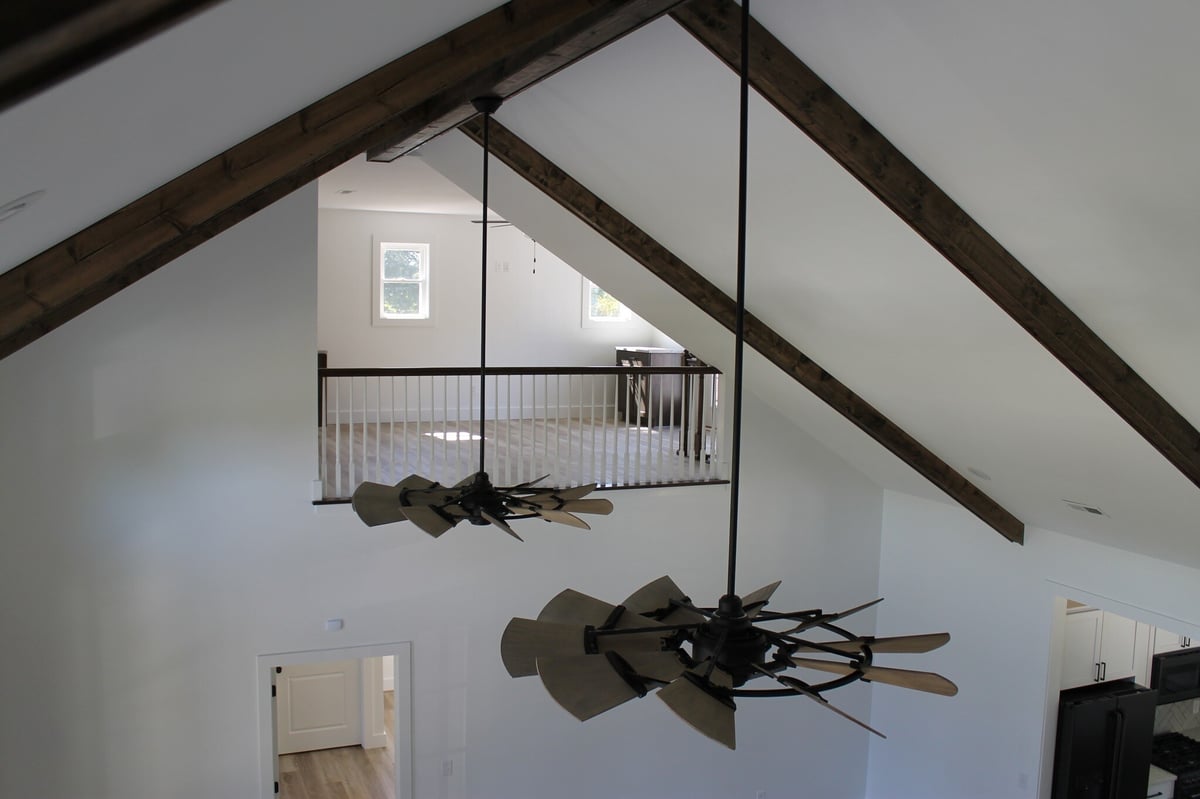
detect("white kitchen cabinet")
[1061,608,1139,689]
[1063,610,1103,689]
[1100,612,1138,682]
[1154,627,1194,654]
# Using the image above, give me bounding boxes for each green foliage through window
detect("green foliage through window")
[378,242,429,320]
[588,281,624,316]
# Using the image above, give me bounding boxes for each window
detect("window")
[582,278,632,326]
[374,242,430,323]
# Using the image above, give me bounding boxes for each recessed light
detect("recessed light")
[967,467,991,481]
[0,190,46,223]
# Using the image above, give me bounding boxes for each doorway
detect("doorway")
[257,643,413,799]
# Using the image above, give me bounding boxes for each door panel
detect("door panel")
[277,659,362,754]
[1062,611,1101,689]
[1099,612,1137,682]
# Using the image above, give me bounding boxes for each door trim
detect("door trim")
[257,642,413,799]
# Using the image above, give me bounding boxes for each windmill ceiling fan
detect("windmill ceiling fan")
[351,96,612,539]
[497,0,955,748]
[501,576,955,749]
[353,472,611,541]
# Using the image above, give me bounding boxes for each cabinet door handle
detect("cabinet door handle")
[1094,662,1101,682]
[1100,661,1107,680]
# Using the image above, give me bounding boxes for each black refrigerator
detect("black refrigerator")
[1052,678,1158,799]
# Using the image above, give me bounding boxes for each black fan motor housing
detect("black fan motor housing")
[691,594,769,687]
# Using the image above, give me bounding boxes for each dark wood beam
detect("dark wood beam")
[672,0,1200,494]
[365,1,682,163]
[462,118,1024,543]
[0,0,685,361]
[0,0,224,113]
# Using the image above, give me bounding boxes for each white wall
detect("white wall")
[418,137,736,377]
[0,184,885,798]
[867,491,1200,799]
[317,208,674,368]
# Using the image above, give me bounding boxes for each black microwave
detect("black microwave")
[1151,647,1200,704]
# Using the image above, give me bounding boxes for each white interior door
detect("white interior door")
[276,659,362,754]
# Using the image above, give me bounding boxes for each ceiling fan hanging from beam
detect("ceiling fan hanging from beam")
[350,97,612,539]
[498,0,955,748]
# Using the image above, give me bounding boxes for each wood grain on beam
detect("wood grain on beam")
[0,0,684,360]
[673,0,1200,493]
[462,118,1024,543]
[0,0,223,113]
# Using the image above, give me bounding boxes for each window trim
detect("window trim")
[373,240,432,326]
[581,277,634,328]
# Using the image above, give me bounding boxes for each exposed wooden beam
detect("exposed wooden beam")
[0,0,685,361]
[672,0,1200,494]
[462,118,1024,543]
[0,0,223,114]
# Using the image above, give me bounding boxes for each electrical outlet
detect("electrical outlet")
[755,791,766,799]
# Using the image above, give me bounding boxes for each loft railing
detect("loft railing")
[316,364,723,502]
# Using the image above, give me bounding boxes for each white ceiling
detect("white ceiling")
[4,0,1200,565]
[318,154,482,217]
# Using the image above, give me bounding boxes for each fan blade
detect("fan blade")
[621,650,687,683]
[741,580,782,617]
[512,475,550,489]
[550,484,599,501]
[350,482,408,526]
[622,576,689,615]
[538,589,618,626]
[789,657,958,696]
[795,632,950,655]
[480,510,524,541]
[535,588,670,656]
[750,664,886,738]
[396,474,439,491]
[657,675,736,750]
[802,688,887,739]
[621,575,707,626]
[518,484,601,508]
[500,619,588,677]
[536,655,641,721]
[400,488,459,507]
[536,509,591,529]
[558,498,614,515]
[786,597,884,634]
[398,505,455,537]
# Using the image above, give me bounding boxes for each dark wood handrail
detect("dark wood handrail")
[319,365,721,378]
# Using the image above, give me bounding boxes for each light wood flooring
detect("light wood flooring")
[279,691,395,799]
[319,417,720,499]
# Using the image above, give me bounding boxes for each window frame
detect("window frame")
[373,240,432,326]
[581,277,634,328]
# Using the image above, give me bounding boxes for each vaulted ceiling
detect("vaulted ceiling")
[3,0,1199,565]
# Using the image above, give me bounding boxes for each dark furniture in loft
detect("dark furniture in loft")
[616,346,710,460]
